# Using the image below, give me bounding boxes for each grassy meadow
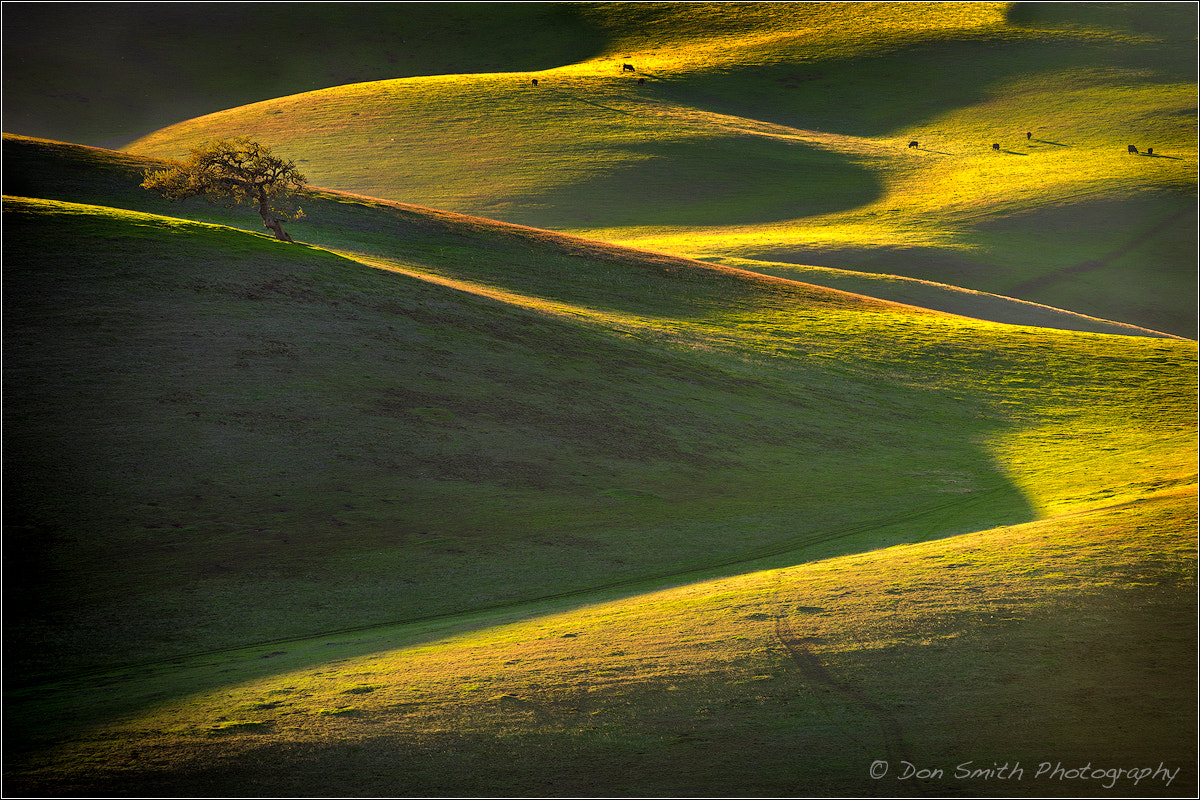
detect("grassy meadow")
[7,491,1195,796]
[0,3,609,148]
[124,2,1198,337]
[3,2,1197,797]
[3,132,1196,795]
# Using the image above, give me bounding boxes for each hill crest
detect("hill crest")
[5,133,1182,339]
[119,1,1197,337]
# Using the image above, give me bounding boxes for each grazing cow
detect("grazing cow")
[1147,147,1153,155]
[531,78,538,86]
[638,77,645,85]
[1128,144,1139,154]
[622,63,635,72]
[992,143,1000,150]
[908,140,918,148]
[1026,131,1032,139]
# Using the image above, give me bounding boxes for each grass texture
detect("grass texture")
[7,487,1196,796]
[2,2,1196,794]
[122,2,1198,336]
[3,131,1196,794]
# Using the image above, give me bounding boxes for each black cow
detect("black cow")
[1147,147,1153,155]
[992,143,1000,151]
[1026,131,1032,139]
[1128,144,1139,154]
[638,77,645,85]
[908,140,918,148]
[622,63,635,72]
[531,78,538,86]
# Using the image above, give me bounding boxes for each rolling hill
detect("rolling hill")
[121,2,1199,337]
[8,491,1195,796]
[0,2,609,149]
[3,133,1196,795]
[3,2,1197,794]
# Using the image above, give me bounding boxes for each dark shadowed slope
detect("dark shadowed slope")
[3,128,1195,798]
[4,134,1180,339]
[1,3,609,147]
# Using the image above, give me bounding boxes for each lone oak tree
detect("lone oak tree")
[142,137,307,242]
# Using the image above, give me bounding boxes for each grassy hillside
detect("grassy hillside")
[6,490,1195,796]
[0,2,607,148]
[3,135,1196,794]
[4,190,1039,680]
[3,133,1178,340]
[123,2,1198,336]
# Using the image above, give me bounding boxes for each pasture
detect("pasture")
[2,2,1196,796]
[124,2,1198,336]
[3,134,1195,795]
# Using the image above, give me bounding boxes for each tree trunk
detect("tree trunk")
[258,192,294,242]
[262,214,294,242]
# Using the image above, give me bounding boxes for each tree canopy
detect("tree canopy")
[142,137,307,241]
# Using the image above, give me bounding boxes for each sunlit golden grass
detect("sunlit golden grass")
[4,3,1197,794]
[585,76,1196,252]
[5,123,1196,794]
[10,487,1193,796]
[565,1,1013,74]
[123,2,1196,338]
[126,7,1196,221]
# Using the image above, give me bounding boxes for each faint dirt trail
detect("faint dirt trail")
[638,96,897,159]
[1008,198,1199,296]
[774,613,913,767]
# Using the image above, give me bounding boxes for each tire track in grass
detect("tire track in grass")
[774,613,913,768]
[774,612,951,796]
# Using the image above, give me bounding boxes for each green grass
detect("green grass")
[4,132,1181,341]
[7,491,1195,796]
[1,3,609,147]
[3,134,1195,796]
[120,2,1198,336]
[2,4,1197,793]
[6,190,1057,679]
[712,255,1185,338]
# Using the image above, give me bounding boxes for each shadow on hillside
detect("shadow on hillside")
[2,140,1049,756]
[754,194,1198,338]
[1,3,613,147]
[760,244,1003,291]
[1,135,860,321]
[651,23,1195,140]
[493,135,884,229]
[1007,0,1199,42]
[4,479,1039,761]
[731,259,1181,339]
[1000,195,1199,332]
